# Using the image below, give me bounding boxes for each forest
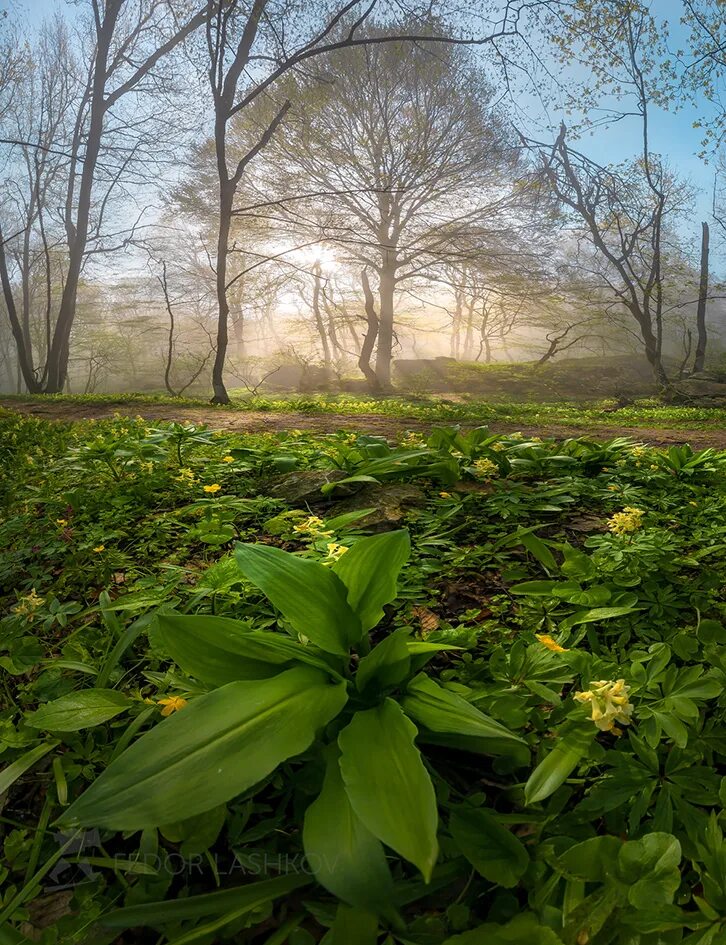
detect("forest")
[3,2,726,944]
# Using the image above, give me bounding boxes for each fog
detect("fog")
[1,0,724,400]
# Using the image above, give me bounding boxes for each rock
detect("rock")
[324,482,426,531]
[264,469,359,505]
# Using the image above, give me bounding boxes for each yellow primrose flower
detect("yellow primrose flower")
[176,468,196,483]
[607,484,619,491]
[574,679,633,732]
[293,515,334,539]
[92,545,105,553]
[510,432,524,440]
[221,455,235,463]
[535,633,568,653]
[439,491,452,498]
[325,542,349,561]
[13,589,44,618]
[157,696,188,716]
[492,442,506,451]
[630,446,647,458]
[203,483,222,494]
[56,518,68,527]
[472,458,499,479]
[607,506,644,536]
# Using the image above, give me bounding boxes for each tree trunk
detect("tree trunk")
[359,269,380,391]
[312,262,332,368]
[374,260,395,389]
[211,183,234,404]
[692,221,709,374]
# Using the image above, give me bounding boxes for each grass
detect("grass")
[4,390,726,430]
[3,411,726,941]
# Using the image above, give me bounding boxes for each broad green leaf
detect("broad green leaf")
[327,904,379,945]
[525,725,595,805]
[338,699,438,882]
[157,614,296,685]
[333,530,410,632]
[356,628,411,692]
[508,580,581,597]
[402,675,525,745]
[235,543,360,654]
[303,748,393,912]
[25,690,131,732]
[0,742,58,795]
[443,914,563,944]
[60,666,347,830]
[102,874,310,929]
[449,806,528,887]
[617,833,682,910]
[559,605,638,632]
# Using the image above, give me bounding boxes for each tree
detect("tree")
[268,28,525,389]
[0,0,206,393]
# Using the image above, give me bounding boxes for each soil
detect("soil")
[2,397,726,449]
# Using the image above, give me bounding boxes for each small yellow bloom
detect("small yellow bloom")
[221,455,235,463]
[157,696,188,716]
[56,519,68,526]
[472,458,499,479]
[293,515,334,539]
[607,484,619,491]
[439,491,452,498]
[203,483,222,494]
[607,506,644,536]
[92,545,105,553]
[689,501,698,507]
[535,633,568,653]
[13,589,44,618]
[176,468,196,483]
[492,442,506,452]
[574,679,633,732]
[325,542,349,561]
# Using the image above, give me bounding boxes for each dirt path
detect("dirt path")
[3,398,726,449]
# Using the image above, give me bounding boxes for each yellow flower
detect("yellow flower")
[157,696,188,717]
[176,468,195,483]
[492,442,506,451]
[203,483,222,494]
[574,679,633,732]
[607,506,644,535]
[56,518,68,526]
[631,446,647,458]
[325,542,349,561]
[607,485,619,491]
[221,455,235,463]
[93,545,105,553]
[13,589,44,618]
[472,458,499,479]
[293,515,334,539]
[535,633,568,653]
[439,491,452,498]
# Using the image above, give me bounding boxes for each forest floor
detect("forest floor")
[3,395,726,449]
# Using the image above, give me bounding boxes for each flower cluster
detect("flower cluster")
[203,483,222,494]
[535,633,568,653]
[175,468,196,485]
[472,458,499,479]
[574,679,633,732]
[325,542,349,561]
[13,589,44,619]
[293,516,333,539]
[607,506,644,535]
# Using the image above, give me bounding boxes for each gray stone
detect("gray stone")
[265,469,360,505]
[324,482,426,531]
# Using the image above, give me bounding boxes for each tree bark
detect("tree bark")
[211,177,235,404]
[693,221,709,374]
[312,261,332,368]
[374,258,395,389]
[359,269,380,391]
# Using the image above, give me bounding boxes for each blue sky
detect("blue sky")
[13,0,720,259]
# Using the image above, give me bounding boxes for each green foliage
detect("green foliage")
[4,410,726,943]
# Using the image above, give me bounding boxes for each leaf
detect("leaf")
[60,666,347,830]
[524,725,595,805]
[356,628,411,693]
[235,543,360,654]
[338,699,438,882]
[559,606,638,632]
[0,742,58,796]
[508,580,581,597]
[25,690,131,732]
[303,748,393,912]
[332,530,410,632]
[327,904,379,945]
[617,833,682,910]
[449,806,528,887]
[443,914,563,944]
[157,614,296,685]
[402,675,525,745]
[102,874,310,929]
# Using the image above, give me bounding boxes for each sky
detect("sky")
[11,0,723,264]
